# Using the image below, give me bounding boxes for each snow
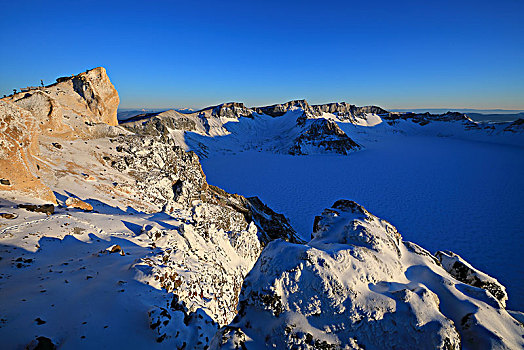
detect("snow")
[201,134,524,311]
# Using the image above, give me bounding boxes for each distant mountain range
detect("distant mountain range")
[120,107,524,123]
[391,108,524,122]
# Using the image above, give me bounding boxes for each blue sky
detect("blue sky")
[1,0,523,110]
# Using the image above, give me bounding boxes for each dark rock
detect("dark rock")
[0,213,17,219]
[435,250,508,306]
[253,99,310,117]
[26,336,56,350]
[18,204,54,216]
[290,119,361,155]
[0,179,10,185]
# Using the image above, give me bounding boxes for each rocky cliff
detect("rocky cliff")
[0,67,120,201]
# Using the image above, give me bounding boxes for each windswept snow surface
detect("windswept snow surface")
[201,134,524,310]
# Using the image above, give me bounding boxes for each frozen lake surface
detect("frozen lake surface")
[201,136,524,310]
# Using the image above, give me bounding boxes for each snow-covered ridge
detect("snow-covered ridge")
[120,99,524,159]
[215,200,524,349]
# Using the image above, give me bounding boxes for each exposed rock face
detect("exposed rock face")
[383,111,478,128]
[290,119,361,155]
[121,110,199,136]
[109,134,301,244]
[4,67,119,137]
[0,100,55,202]
[216,200,524,349]
[435,250,508,306]
[311,102,388,120]
[244,196,303,244]
[207,102,254,119]
[0,67,120,201]
[253,99,311,117]
[504,118,524,133]
[53,67,119,127]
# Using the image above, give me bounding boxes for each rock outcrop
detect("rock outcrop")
[311,102,388,120]
[0,67,119,201]
[290,118,361,155]
[504,118,524,133]
[253,99,311,117]
[109,133,301,244]
[0,100,55,202]
[436,250,508,306]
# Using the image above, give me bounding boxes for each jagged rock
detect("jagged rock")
[148,304,217,347]
[121,110,199,136]
[435,250,508,306]
[311,102,388,121]
[210,326,250,349]
[65,197,93,211]
[253,99,311,117]
[135,216,261,326]
[205,102,253,119]
[219,200,523,349]
[4,67,119,137]
[110,134,301,244]
[244,196,303,245]
[290,119,361,155]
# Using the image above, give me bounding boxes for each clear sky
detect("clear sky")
[1,0,523,110]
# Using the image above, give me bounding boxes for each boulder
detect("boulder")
[65,197,93,211]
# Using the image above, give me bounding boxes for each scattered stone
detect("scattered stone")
[72,227,85,235]
[0,179,10,185]
[34,317,46,325]
[65,197,93,211]
[83,174,96,181]
[106,244,125,256]
[51,142,62,149]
